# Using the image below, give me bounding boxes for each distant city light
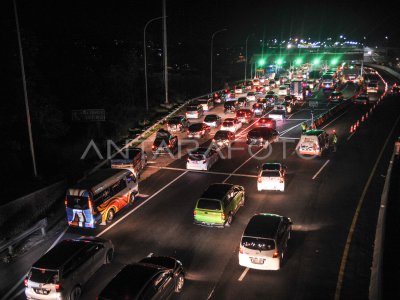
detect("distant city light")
[287,43,292,49]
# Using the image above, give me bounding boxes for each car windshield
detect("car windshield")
[168,117,181,124]
[186,106,198,111]
[66,195,89,210]
[261,170,281,177]
[30,268,59,284]
[197,199,221,210]
[205,115,217,122]
[189,153,206,161]
[241,237,275,251]
[222,121,233,127]
[214,131,228,139]
[190,124,204,131]
[279,86,286,90]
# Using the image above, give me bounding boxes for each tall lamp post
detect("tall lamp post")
[144,16,165,112]
[210,28,227,94]
[245,35,250,82]
[13,0,37,177]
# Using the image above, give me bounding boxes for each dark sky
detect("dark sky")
[3,0,399,48]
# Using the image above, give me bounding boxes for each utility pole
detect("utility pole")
[13,0,38,177]
[162,0,168,104]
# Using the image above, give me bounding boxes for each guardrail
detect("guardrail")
[369,146,397,300]
[0,218,47,257]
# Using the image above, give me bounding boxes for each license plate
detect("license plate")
[250,257,265,264]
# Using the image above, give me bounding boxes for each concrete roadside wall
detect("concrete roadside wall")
[0,180,66,240]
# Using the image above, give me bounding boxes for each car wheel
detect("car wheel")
[175,274,185,293]
[129,193,135,205]
[106,209,115,224]
[226,213,233,226]
[105,249,114,264]
[70,286,81,300]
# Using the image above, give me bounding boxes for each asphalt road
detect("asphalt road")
[4,72,400,300]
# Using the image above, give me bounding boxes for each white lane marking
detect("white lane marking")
[347,132,355,141]
[223,147,264,183]
[280,137,300,140]
[46,227,68,254]
[147,165,258,178]
[312,160,330,180]
[9,288,24,300]
[206,288,215,300]
[334,114,400,300]
[147,252,153,257]
[97,171,188,238]
[238,267,250,281]
[321,109,349,130]
[1,226,69,300]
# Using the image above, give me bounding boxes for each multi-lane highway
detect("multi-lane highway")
[4,69,400,300]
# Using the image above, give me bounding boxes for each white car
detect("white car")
[186,147,219,171]
[224,117,242,131]
[239,214,292,270]
[246,92,256,101]
[221,121,237,133]
[278,86,288,96]
[268,105,286,120]
[235,87,243,94]
[257,170,285,191]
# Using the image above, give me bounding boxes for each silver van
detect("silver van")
[25,237,114,300]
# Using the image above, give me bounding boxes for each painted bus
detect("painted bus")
[65,168,139,228]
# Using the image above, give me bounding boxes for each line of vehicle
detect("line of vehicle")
[312,160,330,180]
[97,171,188,238]
[334,114,400,300]
[147,165,258,178]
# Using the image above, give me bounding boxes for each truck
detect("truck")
[111,147,147,178]
[290,79,304,100]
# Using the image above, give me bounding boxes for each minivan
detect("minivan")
[185,103,204,119]
[194,183,245,227]
[197,98,214,111]
[296,129,330,157]
[239,213,292,270]
[25,237,114,300]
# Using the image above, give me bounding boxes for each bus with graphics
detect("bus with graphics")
[65,168,139,228]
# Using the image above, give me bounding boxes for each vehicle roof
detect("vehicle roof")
[70,168,130,193]
[33,239,93,269]
[201,183,234,200]
[243,214,283,239]
[99,263,164,299]
[112,148,143,160]
[304,129,325,136]
[262,163,281,170]
[189,147,209,155]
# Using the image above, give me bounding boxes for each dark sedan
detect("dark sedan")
[98,255,185,300]
[187,123,211,138]
[247,127,279,146]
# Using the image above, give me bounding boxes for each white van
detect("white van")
[296,129,330,157]
[197,98,214,111]
[239,213,292,270]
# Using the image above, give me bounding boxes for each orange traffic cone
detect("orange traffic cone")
[362,116,364,122]
[350,126,353,133]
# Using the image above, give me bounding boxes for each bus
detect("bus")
[65,168,139,228]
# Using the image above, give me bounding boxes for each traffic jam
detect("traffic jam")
[22,63,386,300]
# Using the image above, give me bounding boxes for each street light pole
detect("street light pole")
[13,0,38,177]
[245,35,250,82]
[144,16,165,112]
[210,28,227,94]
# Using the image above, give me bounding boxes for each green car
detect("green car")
[194,183,245,227]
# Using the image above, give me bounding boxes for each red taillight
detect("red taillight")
[24,278,28,287]
[64,199,67,206]
[221,213,225,220]
[256,122,259,126]
[280,177,284,183]
[239,247,244,254]
[193,210,196,216]
[273,251,279,258]
[257,176,262,183]
[202,160,207,163]
[55,284,61,292]
[152,145,156,150]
